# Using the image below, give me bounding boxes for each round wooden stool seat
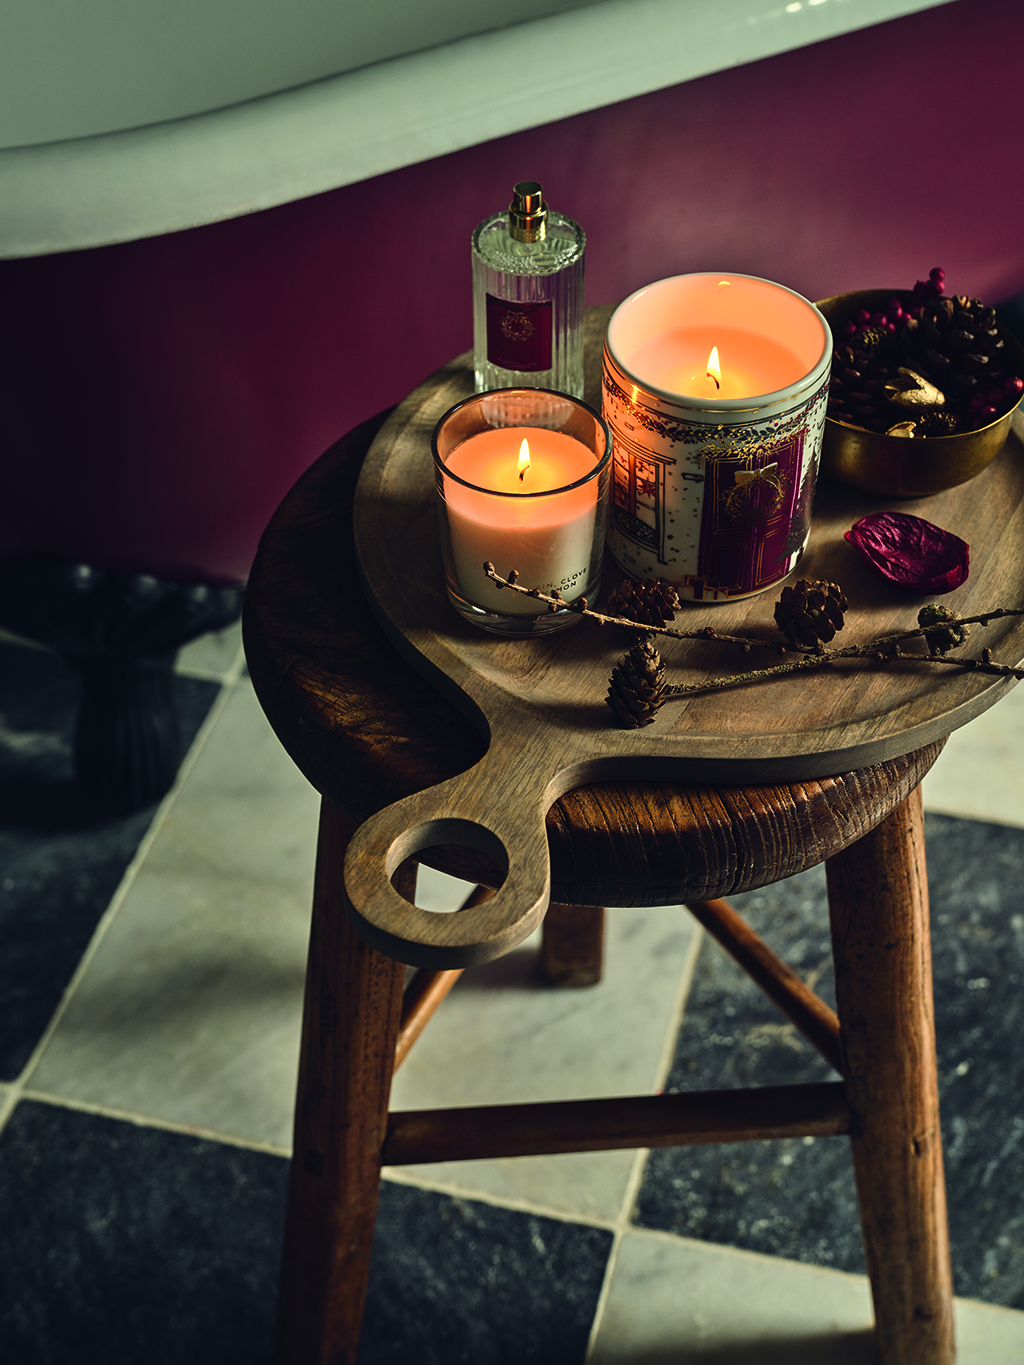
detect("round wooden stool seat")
[244,409,942,912]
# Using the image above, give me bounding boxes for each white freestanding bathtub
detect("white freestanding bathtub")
[0,0,951,257]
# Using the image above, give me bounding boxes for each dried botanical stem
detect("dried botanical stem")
[483,564,776,650]
[850,608,1024,654]
[485,563,1024,662]
[908,654,1024,677]
[663,644,1024,698]
[664,656,838,694]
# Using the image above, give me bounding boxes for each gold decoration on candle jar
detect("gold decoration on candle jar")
[724,464,787,524]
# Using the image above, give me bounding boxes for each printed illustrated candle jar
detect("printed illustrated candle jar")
[432,388,611,634]
[603,273,832,600]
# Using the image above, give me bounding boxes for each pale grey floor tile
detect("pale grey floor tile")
[177,621,244,680]
[924,681,1024,828]
[26,681,320,1148]
[413,864,477,913]
[387,907,697,1221]
[589,1231,1024,1364]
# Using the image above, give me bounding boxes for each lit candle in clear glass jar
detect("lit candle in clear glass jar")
[433,390,611,634]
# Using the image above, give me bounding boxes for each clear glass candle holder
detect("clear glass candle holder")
[432,388,611,635]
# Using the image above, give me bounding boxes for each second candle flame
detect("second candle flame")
[706,347,721,391]
[518,437,531,483]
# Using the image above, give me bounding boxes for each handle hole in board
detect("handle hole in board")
[385,819,509,915]
[391,847,505,913]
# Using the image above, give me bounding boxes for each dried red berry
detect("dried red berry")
[845,512,969,594]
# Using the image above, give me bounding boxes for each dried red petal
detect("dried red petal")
[845,512,970,594]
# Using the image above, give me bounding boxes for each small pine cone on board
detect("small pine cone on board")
[774,579,849,649]
[605,577,680,628]
[607,636,667,728]
[918,604,970,655]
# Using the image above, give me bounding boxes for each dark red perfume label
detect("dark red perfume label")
[485,296,553,372]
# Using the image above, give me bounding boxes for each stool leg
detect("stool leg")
[275,800,406,1365]
[540,903,605,987]
[825,785,954,1365]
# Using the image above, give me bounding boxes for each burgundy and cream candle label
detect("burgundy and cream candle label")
[485,296,553,373]
[602,361,829,600]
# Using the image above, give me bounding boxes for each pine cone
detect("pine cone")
[918,604,970,655]
[606,637,667,728]
[917,410,961,437]
[774,579,848,649]
[605,578,680,628]
[828,337,905,433]
[904,294,1006,396]
[827,272,1021,435]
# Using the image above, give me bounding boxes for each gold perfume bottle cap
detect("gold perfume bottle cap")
[508,181,547,243]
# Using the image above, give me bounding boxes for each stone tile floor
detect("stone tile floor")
[1,620,1023,1362]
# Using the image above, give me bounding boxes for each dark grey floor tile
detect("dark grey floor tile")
[0,1099,288,1364]
[928,814,1024,1306]
[634,864,856,1270]
[0,642,220,1080]
[0,1100,611,1365]
[361,1182,613,1364]
[634,814,1024,1307]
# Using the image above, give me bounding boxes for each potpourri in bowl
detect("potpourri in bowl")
[816,270,1024,497]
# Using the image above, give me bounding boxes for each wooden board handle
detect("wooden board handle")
[343,741,555,968]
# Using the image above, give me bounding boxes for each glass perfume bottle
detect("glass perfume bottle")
[472,181,585,397]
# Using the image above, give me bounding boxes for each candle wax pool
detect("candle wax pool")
[629,325,807,400]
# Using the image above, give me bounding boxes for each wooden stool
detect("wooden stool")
[245,407,964,1364]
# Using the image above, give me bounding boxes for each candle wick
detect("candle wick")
[519,468,526,483]
[706,371,720,390]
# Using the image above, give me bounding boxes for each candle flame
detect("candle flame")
[518,438,531,482]
[706,346,721,390]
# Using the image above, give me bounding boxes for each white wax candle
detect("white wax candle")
[443,426,598,614]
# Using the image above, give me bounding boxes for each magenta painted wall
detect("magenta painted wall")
[1,0,1020,583]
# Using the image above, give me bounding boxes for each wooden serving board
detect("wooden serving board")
[345,313,1024,967]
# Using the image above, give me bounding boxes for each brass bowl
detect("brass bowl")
[815,289,1024,497]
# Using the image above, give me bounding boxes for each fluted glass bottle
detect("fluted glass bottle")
[472,181,585,398]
